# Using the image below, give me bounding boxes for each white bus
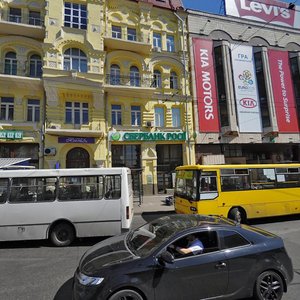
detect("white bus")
[0,167,133,246]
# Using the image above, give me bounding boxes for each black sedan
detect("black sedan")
[73,215,293,300]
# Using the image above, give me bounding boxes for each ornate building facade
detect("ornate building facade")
[1,0,194,195]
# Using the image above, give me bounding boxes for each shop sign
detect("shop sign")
[58,137,95,144]
[0,130,23,139]
[109,131,186,142]
[225,0,300,29]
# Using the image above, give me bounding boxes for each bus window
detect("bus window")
[0,178,8,203]
[221,169,250,192]
[250,168,275,189]
[276,168,300,188]
[59,176,103,201]
[104,175,121,199]
[175,170,197,201]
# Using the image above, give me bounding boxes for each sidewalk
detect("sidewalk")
[133,194,175,215]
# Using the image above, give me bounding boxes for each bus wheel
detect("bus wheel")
[228,207,246,223]
[50,222,75,247]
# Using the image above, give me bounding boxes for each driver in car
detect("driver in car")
[170,234,204,255]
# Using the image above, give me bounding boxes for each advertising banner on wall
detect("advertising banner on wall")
[268,49,299,132]
[193,38,220,132]
[225,0,300,29]
[231,44,262,133]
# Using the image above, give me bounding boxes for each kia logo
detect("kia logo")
[240,98,257,108]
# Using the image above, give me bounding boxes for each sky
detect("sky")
[182,0,299,15]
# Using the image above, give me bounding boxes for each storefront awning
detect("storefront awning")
[0,158,32,169]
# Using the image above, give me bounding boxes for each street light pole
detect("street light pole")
[174,11,191,165]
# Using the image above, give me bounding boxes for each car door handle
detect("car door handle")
[215,262,227,269]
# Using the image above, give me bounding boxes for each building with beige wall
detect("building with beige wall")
[188,6,300,165]
[1,0,194,195]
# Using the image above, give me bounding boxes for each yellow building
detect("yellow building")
[1,0,194,195]
[0,0,45,168]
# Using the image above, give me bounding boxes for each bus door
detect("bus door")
[199,171,218,201]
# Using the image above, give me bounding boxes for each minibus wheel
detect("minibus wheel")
[228,207,247,223]
[50,222,75,246]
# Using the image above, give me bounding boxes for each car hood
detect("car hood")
[79,234,136,275]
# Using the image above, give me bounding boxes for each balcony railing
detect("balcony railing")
[105,74,154,88]
[2,13,44,26]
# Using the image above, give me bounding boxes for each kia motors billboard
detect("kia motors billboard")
[193,38,220,132]
[225,0,300,29]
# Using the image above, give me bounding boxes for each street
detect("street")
[0,213,299,300]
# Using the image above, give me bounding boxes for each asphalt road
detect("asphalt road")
[0,213,299,300]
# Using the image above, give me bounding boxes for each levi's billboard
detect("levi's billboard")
[193,38,220,132]
[225,0,300,29]
[268,50,299,132]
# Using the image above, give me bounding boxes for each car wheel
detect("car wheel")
[108,289,144,300]
[50,222,75,247]
[254,270,284,300]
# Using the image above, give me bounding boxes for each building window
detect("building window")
[63,48,87,72]
[64,2,87,29]
[127,28,136,41]
[254,50,271,128]
[131,106,141,126]
[172,107,181,127]
[153,32,162,48]
[167,35,175,52]
[110,64,121,85]
[65,102,89,125]
[290,55,300,126]
[29,11,41,26]
[0,97,14,121]
[155,107,164,127]
[112,25,122,39]
[9,7,21,23]
[112,105,122,125]
[29,54,42,77]
[130,66,140,86]
[27,99,40,122]
[152,70,162,88]
[170,71,178,89]
[214,46,229,127]
[4,52,17,75]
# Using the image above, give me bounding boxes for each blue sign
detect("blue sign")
[58,137,95,144]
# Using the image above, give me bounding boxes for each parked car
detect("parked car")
[73,214,293,300]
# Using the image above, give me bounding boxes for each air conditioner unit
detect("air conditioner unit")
[153,46,161,52]
[44,147,56,156]
[146,121,154,127]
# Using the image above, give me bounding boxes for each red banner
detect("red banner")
[193,38,220,132]
[268,50,299,132]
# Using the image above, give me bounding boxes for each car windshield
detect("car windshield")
[126,214,220,257]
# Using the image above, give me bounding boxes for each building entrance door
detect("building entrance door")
[66,147,90,168]
[156,144,183,193]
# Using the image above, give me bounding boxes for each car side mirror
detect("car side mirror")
[158,251,174,265]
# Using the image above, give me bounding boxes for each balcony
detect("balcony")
[104,74,155,96]
[0,13,45,39]
[104,31,151,54]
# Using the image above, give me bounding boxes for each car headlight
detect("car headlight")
[77,272,104,286]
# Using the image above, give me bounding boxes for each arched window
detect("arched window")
[4,52,17,75]
[63,48,87,72]
[66,147,90,168]
[110,64,120,85]
[130,66,140,86]
[170,71,178,89]
[152,70,162,88]
[29,54,42,77]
